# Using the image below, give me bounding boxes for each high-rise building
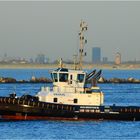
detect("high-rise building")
[102,57,108,64]
[92,47,101,64]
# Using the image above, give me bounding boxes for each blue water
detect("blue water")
[1,121,140,139]
[0,69,140,139]
[0,69,51,80]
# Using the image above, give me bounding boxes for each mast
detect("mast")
[78,20,88,70]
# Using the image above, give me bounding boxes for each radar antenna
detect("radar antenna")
[78,20,88,69]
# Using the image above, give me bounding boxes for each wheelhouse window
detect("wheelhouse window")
[77,74,85,83]
[59,73,68,82]
[53,73,58,82]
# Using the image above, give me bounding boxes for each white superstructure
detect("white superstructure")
[36,68,104,106]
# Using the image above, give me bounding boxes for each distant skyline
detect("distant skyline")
[0,1,140,62]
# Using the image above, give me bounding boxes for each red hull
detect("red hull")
[1,115,79,121]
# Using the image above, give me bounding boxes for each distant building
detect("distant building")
[4,53,7,59]
[115,52,121,65]
[3,53,8,62]
[92,47,101,64]
[102,57,108,64]
[35,54,46,64]
[29,58,34,64]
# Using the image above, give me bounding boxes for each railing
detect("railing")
[41,86,87,94]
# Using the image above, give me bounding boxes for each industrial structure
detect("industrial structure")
[115,52,121,65]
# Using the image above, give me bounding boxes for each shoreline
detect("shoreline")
[0,64,140,70]
[0,76,140,84]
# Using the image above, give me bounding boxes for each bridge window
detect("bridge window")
[77,74,85,83]
[53,73,58,82]
[59,73,68,82]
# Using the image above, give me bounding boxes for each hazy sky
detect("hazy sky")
[0,1,140,62]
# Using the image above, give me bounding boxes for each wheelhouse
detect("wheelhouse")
[51,68,86,88]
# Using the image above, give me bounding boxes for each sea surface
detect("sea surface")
[0,69,140,139]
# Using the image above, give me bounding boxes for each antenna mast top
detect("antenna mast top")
[59,58,63,68]
[78,20,88,70]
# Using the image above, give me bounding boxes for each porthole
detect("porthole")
[74,99,78,103]
[54,98,57,102]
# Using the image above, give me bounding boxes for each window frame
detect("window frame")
[77,74,85,83]
[53,73,58,82]
[59,73,69,82]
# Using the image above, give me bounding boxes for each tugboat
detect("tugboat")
[0,21,140,121]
